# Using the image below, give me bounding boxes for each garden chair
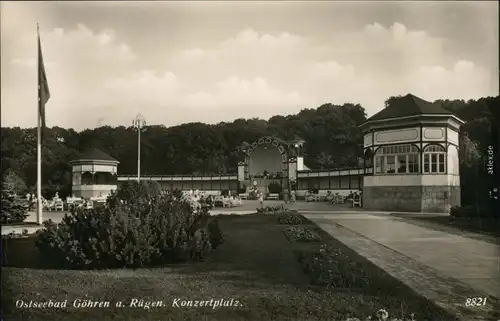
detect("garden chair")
[222,197,231,208]
[352,195,361,207]
[233,197,242,206]
[84,201,94,210]
[54,199,64,212]
[214,196,224,207]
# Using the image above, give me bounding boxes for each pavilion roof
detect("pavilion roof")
[366,94,453,122]
[76,148,118,162]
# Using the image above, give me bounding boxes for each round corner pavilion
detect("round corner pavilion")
[75,93,463,213]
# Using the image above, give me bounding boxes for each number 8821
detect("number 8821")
[465,297,487,307]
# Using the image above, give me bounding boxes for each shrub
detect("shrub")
[171,188,183,199]
[1,180,29,224]
[450,203,499,218]
[268,182,282,194]
[277,210,303,225]
[36,181,219,269]
[449,205,475,218]
[207,218,224,249]
[284,227,321,242]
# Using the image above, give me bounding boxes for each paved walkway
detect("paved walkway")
[304,212,500,320]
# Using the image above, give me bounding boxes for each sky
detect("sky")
[1,1,498,130]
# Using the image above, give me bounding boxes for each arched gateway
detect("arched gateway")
[237,136,305,196]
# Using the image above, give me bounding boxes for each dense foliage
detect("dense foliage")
[35,181,223,269]
[1,103,367,198]
[1,96,498,215]
[1,171,29,224]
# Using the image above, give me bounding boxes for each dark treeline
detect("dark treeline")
[1,96,499,205]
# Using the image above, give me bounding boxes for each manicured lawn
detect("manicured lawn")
[2,214,452,321]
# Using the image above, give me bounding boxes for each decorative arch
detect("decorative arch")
[423,144,446,152]
[423,144,446,174]
[244,136,290,165]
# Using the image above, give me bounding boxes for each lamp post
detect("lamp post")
[132,114,147,181]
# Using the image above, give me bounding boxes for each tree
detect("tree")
[316,152,334,170]
[1,174,29,224]
[2,169,27,195]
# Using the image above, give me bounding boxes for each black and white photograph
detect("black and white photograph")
[1,1,499,321]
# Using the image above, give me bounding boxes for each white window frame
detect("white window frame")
[423,145,446,174]
[374,144,419,175]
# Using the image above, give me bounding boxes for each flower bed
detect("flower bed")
[298,244,393,291]
[277,210,303,225]
[284,226,321,242]
[256,204,285,215]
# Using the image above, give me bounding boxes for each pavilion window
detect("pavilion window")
[423,145,446,174]
[408,154,419,173]
[396,155,407,174]
[375,155,385,174]
[374,144,419,175]
[386,155,396,173]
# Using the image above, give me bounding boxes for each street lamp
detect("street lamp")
[132,114,147,181]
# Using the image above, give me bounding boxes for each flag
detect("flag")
[38,26,50,135]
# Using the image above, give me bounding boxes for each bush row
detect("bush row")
[35,181,224,269]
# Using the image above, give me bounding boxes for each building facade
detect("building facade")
[107,94,464,213]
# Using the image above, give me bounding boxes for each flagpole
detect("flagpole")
[36,23,43,225]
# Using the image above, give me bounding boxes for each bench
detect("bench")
[267,193,279,200]
[239,193,249,200]
[213,196,224,207]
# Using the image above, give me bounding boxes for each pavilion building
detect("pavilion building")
[360,94,464,212]
[69,148,119,199]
